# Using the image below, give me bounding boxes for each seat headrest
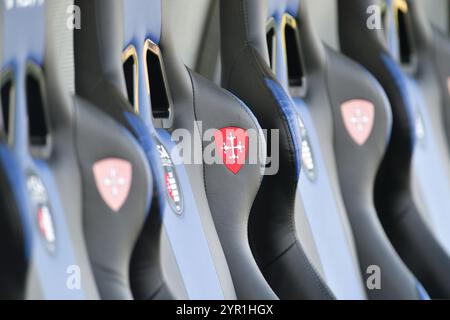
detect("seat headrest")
[221,0,326,91]
[75,0,186,130]
[339,0,433,61]
[1,0,45,69]
[74,0,162,122]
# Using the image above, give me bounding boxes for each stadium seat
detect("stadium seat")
[221,0,426,299]
[1,0,155,300]
[339,0,450,298]
[74,0,269,299]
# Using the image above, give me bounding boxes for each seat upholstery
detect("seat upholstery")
[0,143,29,299]
[1,1,97,299]
[339,0,450,298]
[0,1,29,301]
[221,0,426,299]
[297,0,425,299]
[222,0,342,300]
[74,0,271,299]
[1,0,156,300]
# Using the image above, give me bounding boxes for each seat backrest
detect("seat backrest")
[74,0,251,299]
[339,0,450,298]
[296,0,424,299]
[221,0,358,300]
[265,0,367,300]
[221,0,428,300]
[1,0,155,300]
[0,0,98,299]
[160,0,278,299]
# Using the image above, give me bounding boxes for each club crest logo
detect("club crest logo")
[156,142,183,215]
[341,99,375,146]
[27,174,56,253]
[214,127,248,175]
[93,158,132,212]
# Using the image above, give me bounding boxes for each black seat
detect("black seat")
[221,0,346,299]
[339,0,450,298]
[1,0,156,299]
[74,0,265,299]
[0,144,28,299]
[1,0,97,299]
[220,0,426,299]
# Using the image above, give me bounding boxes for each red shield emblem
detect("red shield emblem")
[341,99,375,146]
[93,158,132,212]
[214,127,248,175]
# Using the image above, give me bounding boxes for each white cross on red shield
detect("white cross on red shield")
[93,158,132,212]
[341,99,375,146]
[214,127,249,175]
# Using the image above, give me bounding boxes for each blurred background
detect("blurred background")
[168,0,449,77]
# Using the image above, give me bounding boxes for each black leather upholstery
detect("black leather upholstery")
[339,0,450,298]
[74,98,154,300]
[221,0,337,300]
[75,0,266,300]
[294,1,422,299]
[221,0,425,299]
[47,1,155,300]
[189,70,274,300]
[1,0,156,300]
[163,4,272,298]
[73,0,175,300]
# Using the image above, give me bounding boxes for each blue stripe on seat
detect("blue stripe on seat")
[380,54,417,145]
[293,98,366,300]
[156,129,225,299]
[264,78,302,177]
[124,111,166,213]
[268,0,300,20]
[124,112,224,299]
[31,161,86,300]
[416,281,431,300]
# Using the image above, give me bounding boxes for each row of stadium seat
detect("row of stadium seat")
[1,0,450,300]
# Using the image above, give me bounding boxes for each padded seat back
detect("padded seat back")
[339,0,450,298]
[74,0,250,299]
